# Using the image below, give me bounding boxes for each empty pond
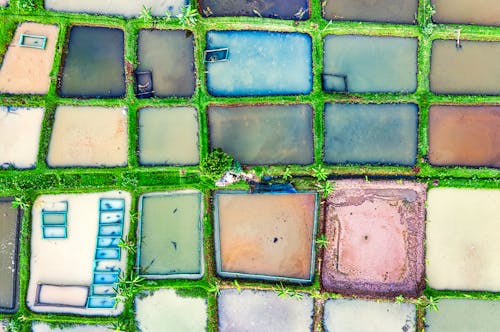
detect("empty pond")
[214,191,317,283]
[137,29,195,97]
[218,289,314,332]
[139,107,199,166]
[429,105,500,168]
[0,107,45,169]
[138,191,203,279]
[47,106,128,167]
[0,22,59,95]
[323,35,417,93]
[208,104,314,165]
[135,289,207,332]
[60,26,125,98]
[322,0,417,24]
[430,40,500,95]
[205,30,312,96]
[431,0,500,26]
[45,0,187,17]
[0,199,20,312]
[200,0,309,20]
[324,103,418,166]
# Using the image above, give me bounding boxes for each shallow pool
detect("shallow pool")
[60,26,125,98]
[323,35,418,93]
[431,0,500,26]
[324,103,418,166]
[137,29,195,97]
[205,30,312,96]
[200,0,309,20]
[322,0,417,24]
[0,199,19,312]
[208,104,314,165]
[430,40,500,95]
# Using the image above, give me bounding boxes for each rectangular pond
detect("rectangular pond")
[45,0,188,17]
[323,35,418,93]
[0,199,20,312]
[430,40,500,95]
[200,0,309,20]
[431,0,500,26]
[138,107,199,166]
[322,0,417,24]
[60,26,125,98]
[324,103,418,166]
[208,104,314,165]
[428,105,500,168]
[137,191,203,279]
[214,191,318,283]
[137,29,195,98]
[205,30,312,97]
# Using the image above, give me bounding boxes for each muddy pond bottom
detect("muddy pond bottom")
[322,0,417,24]
[0,199,20,312]
[200,0,309,20]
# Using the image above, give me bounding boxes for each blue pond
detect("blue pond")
[323,103,418,166]
[323,35,418,93]
[205,30,312,97]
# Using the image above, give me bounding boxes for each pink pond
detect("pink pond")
[321,180,426,297]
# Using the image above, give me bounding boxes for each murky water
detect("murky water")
[323,0,417,24]
[139,107,199,166]
[138,192,202,277]
[426,299,500,331]
[431,0,500,26]
[430,40,500,95]
[45,0,188,17]
[324,103,418,165]
[200,0,309,20]
[429,105,500,168]
[323,35,417,93]
[0,200,19,310]
[60,26,125,98]
[208,104,313,165]
[137,29,195,97]
[215,192,317,281]
[206,30,312,96]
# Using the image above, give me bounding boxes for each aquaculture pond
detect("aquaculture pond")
[430,40,500,95]
[323,103,418,166]
[0,199,20,312]
[322,0,417,24]
[214,191,317,283]
[323,35,418,93]
[138,107,199,166]
[45,0,187,17]
[137,191,203,278]
[200,0,309,20]
[428,105,500,168]
[137,29,195,97]
[47,106,128,168]
[59,26,125,98]
[431,0,500,26]
[205,30,312,96]
[0,107,44,169]
[208,104,314,165]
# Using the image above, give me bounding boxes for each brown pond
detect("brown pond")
[428,105,500,168]
[322,0,417,24]
[430,40,500,95]
[431,0,500,26]
[0,199,19,311]
[215,192,317,281]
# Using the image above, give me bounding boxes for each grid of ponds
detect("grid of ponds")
[0,0,499,330]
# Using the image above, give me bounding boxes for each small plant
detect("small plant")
[111,320,128,332]
[312,165,328,181]
[233,279,241,292]
[275,283,303,300]
[200,149,234,180]
[118,236,136,254]
[177,4,199,27]
[395,294,405,304]
[414,296,439,311]
[17,0,36,12]
[11,196,28,210]
[232,160,243,174]
[139,5,153,23]
[282,167,292,181]
[207,279,221,295]
[114,273,144,304]
[317,181,334,199]
[421,3,436,36]
[316,233,329,249]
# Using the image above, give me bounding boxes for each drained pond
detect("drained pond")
[0,199,20,312]
[322,0,417,24]
[200,0,309,20]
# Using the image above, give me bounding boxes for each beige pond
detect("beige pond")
[0,23,59,95]
[0,107,44,169]
[47,106,128,167]
[431,0,500,26]
[426,188,500,291]
[135,289,207,332]
[27,191,131,315]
